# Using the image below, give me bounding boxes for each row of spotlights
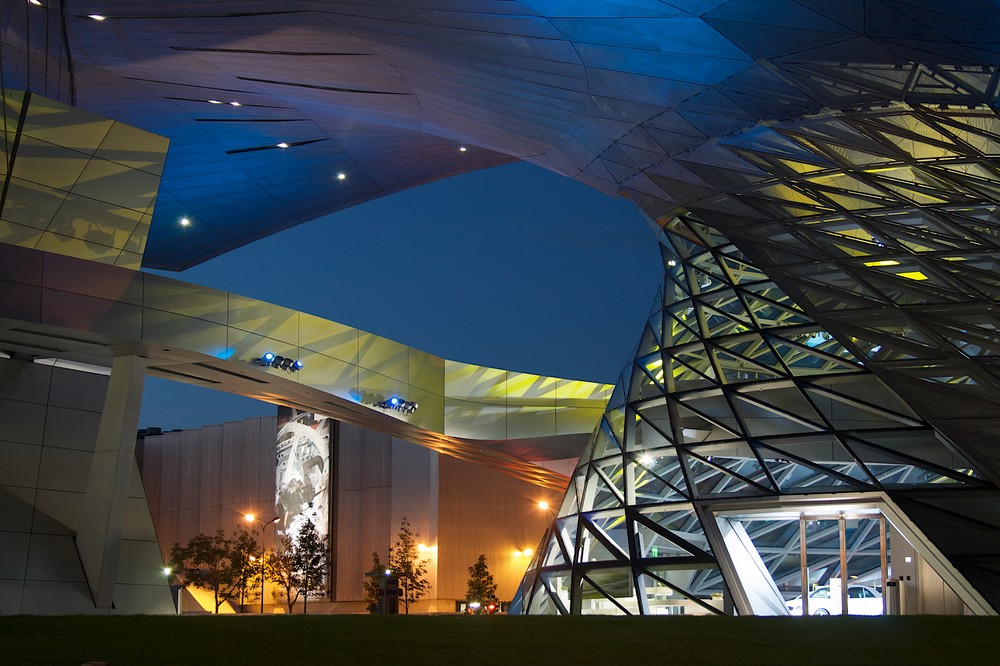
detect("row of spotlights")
[255,352,303,372]
[375,396,418,414]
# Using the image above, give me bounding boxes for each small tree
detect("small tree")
[169,530,246,613]
[466,554,498,612]
[266,536,302,614]
[362,551,387,613]
[294,518,329,614]
[230,526,259,609]
[389,517,430,614]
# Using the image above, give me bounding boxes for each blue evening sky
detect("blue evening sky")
[139,161,663,430]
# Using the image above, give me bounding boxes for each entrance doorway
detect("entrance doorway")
[709,497,984,616]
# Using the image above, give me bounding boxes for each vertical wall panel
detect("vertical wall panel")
[0,356,171,614]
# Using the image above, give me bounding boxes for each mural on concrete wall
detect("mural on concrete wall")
[275,408,332,544]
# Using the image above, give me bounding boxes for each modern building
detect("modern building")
[3,0,1000,616]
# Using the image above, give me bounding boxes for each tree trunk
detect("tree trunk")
[303,574,309,615]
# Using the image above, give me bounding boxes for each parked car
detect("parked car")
[786,585,883,615]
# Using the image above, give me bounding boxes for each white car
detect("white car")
[786,585,883,616]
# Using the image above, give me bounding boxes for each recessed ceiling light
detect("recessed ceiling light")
[229,101,241,107]
[88,14,106,21]
[28,0,42,6]
[458,146,467,152]
[208,99,222,104]
[179,217,190,227]
[337,172,346,180]
[276,142,289,148]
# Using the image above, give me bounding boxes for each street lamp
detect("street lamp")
[244,513,280,614]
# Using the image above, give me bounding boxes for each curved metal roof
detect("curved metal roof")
[6,1,999,269]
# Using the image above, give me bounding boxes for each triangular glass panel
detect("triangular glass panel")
[843,433,983,485]
[775,330,862,363]
[594,459,627,505]
[665,310,701,347]
[542,532,569,568]
[684,451,770,497]
[537,572,572,614]
[714,337,785,374]
[807,374,922,421]
[634,402,674,444]
[675,400,741,442]
[742,293,814,328]
[634,410,674,450]
[635,507,713,556]
[755,439,873,489]
[642,566,725,614]
[672,347,718,381]
[711,348,784,383]
[731,392,825,437]
[718,253,768,285]
[635,518,702,559]
[526,577,561,615]
[606,408,626,448]
[689,250,730,281]
[631,456,689,504]
[767,339,862,376]
[555,517,579,561]
[578,516,628,564]
[635,324,661,357]
[629,361,663,402]
[592,419,622,460]
[580,569,636,615]
[584,464,624,511]
[698,306,752,338]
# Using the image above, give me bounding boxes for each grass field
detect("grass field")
[2,614,998,665]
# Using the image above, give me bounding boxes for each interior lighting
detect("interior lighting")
[277,142,289,148]
[537,500,550,511]
[87,14,106,20]
[229,101,241,106]
[639,455,654,466]
[667,259,677,267]
[337,172,346,180]
[458,146,467,152]
[208,99,223,104]
[523,548,533,557]
[179,217,190,227]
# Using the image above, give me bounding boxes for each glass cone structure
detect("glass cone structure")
[514,206,1000,615]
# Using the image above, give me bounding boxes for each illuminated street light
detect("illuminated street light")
[244,513,280,614]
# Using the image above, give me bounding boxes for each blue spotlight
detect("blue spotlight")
[294,360,303,370]
[262,352,275,363]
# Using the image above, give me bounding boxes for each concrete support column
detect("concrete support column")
[76,354,147,609]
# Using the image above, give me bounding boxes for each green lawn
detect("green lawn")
[2,614,998,665]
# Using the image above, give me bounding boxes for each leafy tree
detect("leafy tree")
[169,529,248,613]
[389,517,430,614]
[230,526,259,608]
[362,551,387,613]
[294,518,330,614]
[266,536,302,613]
[466,554,498,612]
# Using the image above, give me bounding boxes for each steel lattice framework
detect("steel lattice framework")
[513,211,995,615]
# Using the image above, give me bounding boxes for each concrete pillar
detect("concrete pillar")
[76,354,147,609]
